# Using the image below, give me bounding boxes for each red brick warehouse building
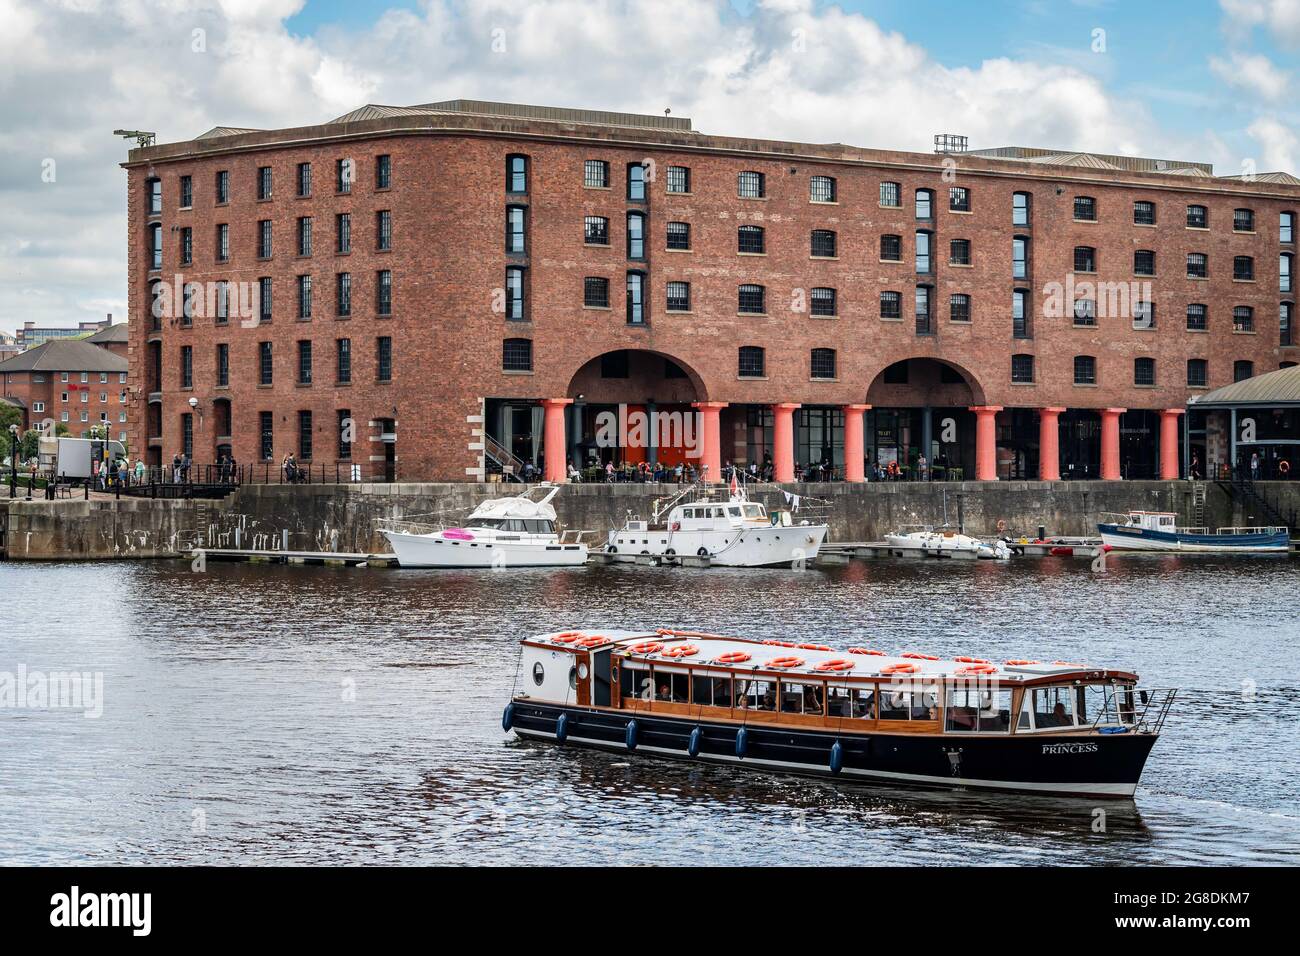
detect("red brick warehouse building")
[122,100,1300,482]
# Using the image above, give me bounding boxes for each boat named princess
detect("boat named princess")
[503,628,1175,798]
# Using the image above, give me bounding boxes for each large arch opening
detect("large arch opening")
[863,358,986,480]
[565,349,706,479]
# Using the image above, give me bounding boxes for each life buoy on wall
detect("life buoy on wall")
[1280,460,1291,475]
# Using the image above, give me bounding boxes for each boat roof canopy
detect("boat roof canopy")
[468,484,561,521]
[526,630,1137,683]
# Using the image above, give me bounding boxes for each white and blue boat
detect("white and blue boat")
[1098,511,1290,553]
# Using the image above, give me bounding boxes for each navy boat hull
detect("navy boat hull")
[508,701,1157,798]
[1099,523,1289,553]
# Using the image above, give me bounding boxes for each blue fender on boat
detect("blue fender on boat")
[735,727,748,759]
[555,712,569,744]
[501,702,514,732]
[688,726,702,758]
[624,720,638,751]
[829,740,844,775]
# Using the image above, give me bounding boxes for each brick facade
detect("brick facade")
[123,103,1300,481]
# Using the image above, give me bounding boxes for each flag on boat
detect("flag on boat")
[782,490,802,511]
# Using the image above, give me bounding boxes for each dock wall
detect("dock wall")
[5,480,1296,561]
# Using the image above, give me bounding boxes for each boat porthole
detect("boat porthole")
[568,666,577,689]
[577,662,589,680]
[532,662,544,686]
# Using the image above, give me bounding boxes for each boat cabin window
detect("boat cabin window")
[827,686,875,717]
[1027,685,1079,729]
[736,679,777,711]
[469,518,555,533]
[743,504,763,518]
[780,681,825,716]
[691,674,733,708]
[1081,684,1136,726]
[946,687,1013,732]
[654,669,689,703]
[623,663,651,701]
[727,506,742,517]
[879,683,938,721]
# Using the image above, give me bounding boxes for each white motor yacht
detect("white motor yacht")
[606,481,828,568]
[884,527,1009,560]
[379,485,588,568]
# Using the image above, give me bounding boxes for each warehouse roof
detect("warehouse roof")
[1192,364,1300,407]
[0,339,127,374]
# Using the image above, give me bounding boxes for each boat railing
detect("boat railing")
[1175,526,1210,535]
[1214,525,1288,535]
[1133,688,1177,736]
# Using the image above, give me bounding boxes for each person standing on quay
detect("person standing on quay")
[135,458,146,486]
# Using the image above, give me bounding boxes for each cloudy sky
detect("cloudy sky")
[1,0,1297,335]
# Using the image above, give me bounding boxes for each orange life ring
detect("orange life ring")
[715,651,752,664]
[798,643,832,651]
[902,652,940,661]
[955,664,997,675]
[629,640,664,654]
[1280,460,1291,475]
[762,639,798,647]
[552,632,583,644]
[766,656,805,669]
[880,662,919,675]
[576,635,607,648]
[1004,659,1040,666]
[661,644,699,659]
[953,656,990,664]
[1051,660,1084,667]
[671,521,681,531]
[996,519,1007,533]
[814,659,855,672]
[847,647,886,656]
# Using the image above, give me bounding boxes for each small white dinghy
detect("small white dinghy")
[379,485,588,568]
[884,527,1009,560]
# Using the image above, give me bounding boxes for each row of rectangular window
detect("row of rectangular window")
[178,337,389,389]
[157,270,389,324]
[157,156,391,213]
[1011,354,1254,388]
[250,408,354,462]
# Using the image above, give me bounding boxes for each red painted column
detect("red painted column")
[1038,407,1065,481]
[692,402,728,483]
[1159,408,1184,480]
[540,398,572,483]
[1100,407,1126,480]
[773,403,799,483]
[969,405,1003,481]
[842,404,871,482]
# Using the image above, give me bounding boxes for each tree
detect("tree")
[0,402,22,435]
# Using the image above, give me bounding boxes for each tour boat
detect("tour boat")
[379,485,588,568]
[503,628,1175,798]
[884,528,1010,560]
[604,481,828,568]
[1098,511,1290,553]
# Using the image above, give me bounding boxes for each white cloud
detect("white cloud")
[1220,0,1300,46]
[0,0,1226,334]
[1247,116,1299,170]
[1209,50,1290,99]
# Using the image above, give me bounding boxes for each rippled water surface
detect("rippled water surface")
[0,555,1296,865]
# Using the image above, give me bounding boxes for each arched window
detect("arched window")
[1012,191,1031,226]
[1133,200,1156,225]
[1233,255,1254,281]
[1074,246,1096,273]
[506,154,528,194]
[1233,306,1254,332]
[738,346,765,378]
[1282,302,1294,346]
[738,225,765,254]
[626,272,646,325]
[1011,354,1034,383]
[1073,355,1096,385]
[738,284,766,314]
[811,229,837,258]
[1134,357,1156,386]
[1187,359,1208,387]
[1234,360,1254,382]
[810,287,837,317]
[1012,236,1029,278]
[915,189,933,220]
[915,230,932,274]
[626,212,645,260]
[502,338,532,372]
[810,348,836,379]
[810,175,836,203]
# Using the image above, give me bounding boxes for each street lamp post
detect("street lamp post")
[8,424,17,498]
